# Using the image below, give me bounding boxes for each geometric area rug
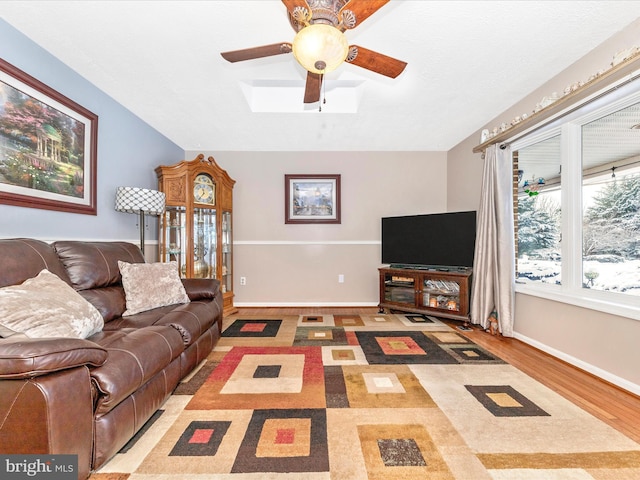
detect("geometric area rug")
[90,313,640,479]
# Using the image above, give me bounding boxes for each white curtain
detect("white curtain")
[470,143,515,336]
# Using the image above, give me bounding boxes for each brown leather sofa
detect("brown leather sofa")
[0,238,223,479]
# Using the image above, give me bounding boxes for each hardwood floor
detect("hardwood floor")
[235,306,640,444]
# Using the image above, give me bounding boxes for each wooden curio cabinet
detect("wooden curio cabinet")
[155,154,237,315]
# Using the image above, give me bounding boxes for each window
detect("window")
[581,102,640,296]
[513,82,640,319]
[515,135,562,286]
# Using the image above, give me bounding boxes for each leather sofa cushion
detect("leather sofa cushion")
[80,286,127,324]
[88,326,185,414]
[159,300,222,346]
[53,241,144,291]
[102,304,184,331]
[82,279,220,325]
[0,239,71,288]
[104,299,220,348]
[0,338,107,379]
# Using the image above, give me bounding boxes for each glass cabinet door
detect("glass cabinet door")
[163,206,186,272]
[193,208,216,279]
[221,211,232,294]
[383,273,416,306]
[421,277,461,312]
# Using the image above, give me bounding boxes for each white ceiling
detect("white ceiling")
[2,1,640,152]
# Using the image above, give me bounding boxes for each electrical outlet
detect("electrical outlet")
[240,276,246,286]
[338,274,344,283]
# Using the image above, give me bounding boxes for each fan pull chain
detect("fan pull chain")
[319,73,324,112]
[323,75,327,106]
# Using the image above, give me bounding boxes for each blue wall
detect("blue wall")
[0,19,184,241]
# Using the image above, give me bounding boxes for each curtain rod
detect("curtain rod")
[472,53,640,154]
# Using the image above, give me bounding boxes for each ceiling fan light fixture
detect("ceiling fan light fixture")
[292,24,348,74]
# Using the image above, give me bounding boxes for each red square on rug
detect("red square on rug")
[189,429,214,444]
[258,419,310,456]
[168,420,231,457]
[275,428,296,444]
[376,336,426,355]
[240,323,267,333]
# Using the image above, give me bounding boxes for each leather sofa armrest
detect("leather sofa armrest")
[0,337,108,379]
[181,278,221,301]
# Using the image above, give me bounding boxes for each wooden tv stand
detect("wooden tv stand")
[378,266,472,323]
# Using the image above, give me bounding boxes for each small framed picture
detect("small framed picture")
[285,174,341,224]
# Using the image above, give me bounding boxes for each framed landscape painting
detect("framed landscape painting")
[285,174,341,224]
[0,58,98,215]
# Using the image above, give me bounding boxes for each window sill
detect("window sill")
[515,283,640,321]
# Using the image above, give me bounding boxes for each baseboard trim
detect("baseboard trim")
[513,332,640,397]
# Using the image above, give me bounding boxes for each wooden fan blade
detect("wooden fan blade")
[304,72,322,104]
[281,0,309,14]
[221,43,292,63]
[346,45,407,78]
[339,0,389,27]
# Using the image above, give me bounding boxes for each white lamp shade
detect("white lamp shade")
[115,187,165,215]
[292,24,349,74]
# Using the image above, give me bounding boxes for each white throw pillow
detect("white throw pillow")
[118,261,190,316]
[0,269,104,339]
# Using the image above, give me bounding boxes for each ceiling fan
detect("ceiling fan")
[220,0,407,104]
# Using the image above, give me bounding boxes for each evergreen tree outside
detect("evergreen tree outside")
[584,174,640,259]
[517,195,560,257]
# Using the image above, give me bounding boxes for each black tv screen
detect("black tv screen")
[381,211,476,268]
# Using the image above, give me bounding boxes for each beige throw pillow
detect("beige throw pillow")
[118,261,190,316]
[0,269,104,339]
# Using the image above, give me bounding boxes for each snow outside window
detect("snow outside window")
[512,85,640,320]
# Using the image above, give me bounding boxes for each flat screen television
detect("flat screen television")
[381,211,476,269]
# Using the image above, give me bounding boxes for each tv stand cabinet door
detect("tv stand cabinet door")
[379,269,419,311]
